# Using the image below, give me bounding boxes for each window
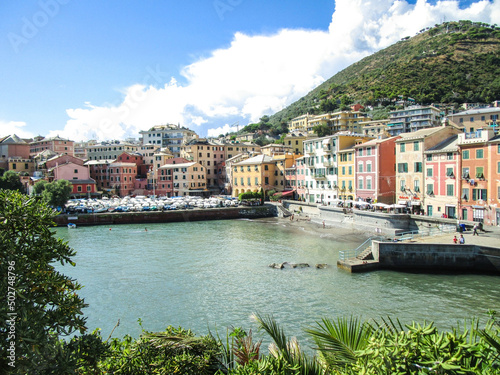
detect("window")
[265,177,269,184]
[358,178,363,189]
[264,165,268,171]
[413,141,419,151]
[447,152,453,160]
[472,189,487,201]
[414,162,422,172]
[498,161,500,174]
[400,143,405,153]
[426,168,433,177]
[348,166,352,175]
[342,166,345,175]
[247,177,251,186]
[446,168,454,177]
[366,162,372,172]
[358,163,363,173]
[77,186,82,192]
[414,180,420,192]
[426,183,434,195]
[398,163,408,173]
[366,147,372,156]
[476,149,484,159]
[446,184,454,196]
[358,149,363,156]
[240,177,244,185]
[462,167,470,179]
[366,177,372,189]
[255,177,259,185]
[462,188,469,201]
[462,150,469,160]
[476,166,484,179]
[426,155,432,162]
[400,180,406,191]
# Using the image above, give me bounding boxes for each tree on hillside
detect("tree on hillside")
[313,124,332,138]
[0,170,24,192]
[42,179,72,208]
[0,190,87,372]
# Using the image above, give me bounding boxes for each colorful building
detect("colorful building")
[157,158,206,197]
[395,126,461,214]
[423,135,459,218]
[457,128,500,225]
[30,136,74,157]
[354,136,399,204]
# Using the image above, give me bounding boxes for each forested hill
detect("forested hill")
[269,20,500,126]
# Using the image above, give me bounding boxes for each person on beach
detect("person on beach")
[453,235,458,244]
[459,234,465,244]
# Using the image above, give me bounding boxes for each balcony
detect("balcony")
[312,173,326,180]
[323,158,334,167]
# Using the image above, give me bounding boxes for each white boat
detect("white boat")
[67,223,77,229]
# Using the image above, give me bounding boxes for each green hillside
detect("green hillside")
[269,20,500,127]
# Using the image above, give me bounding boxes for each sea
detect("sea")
[55,217,500,348]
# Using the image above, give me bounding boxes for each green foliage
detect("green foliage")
[42,179,72,208]
[238,191,263,202]
[0,190,87,373]
[0,170,24,192]
[33,179,49,195]
[99,325,225,374]
[268,21,500,128]
[312,124,331,138]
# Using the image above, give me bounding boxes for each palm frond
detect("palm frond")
[305,316,372,368]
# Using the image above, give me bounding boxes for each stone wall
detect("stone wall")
[55,205,276,227]
[372,241,500,274]
[284,201,410,236]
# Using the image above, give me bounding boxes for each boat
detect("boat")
[67,223,77,229]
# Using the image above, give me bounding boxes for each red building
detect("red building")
[354,136,399,204]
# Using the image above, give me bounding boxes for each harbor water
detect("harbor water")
[56,217,500,346]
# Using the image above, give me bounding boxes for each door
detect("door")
[427,205,433,217]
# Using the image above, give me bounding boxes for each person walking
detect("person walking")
[473,223,479,236]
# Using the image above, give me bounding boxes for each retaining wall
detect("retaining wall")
[372,241,500,274]
[54,205,276,227]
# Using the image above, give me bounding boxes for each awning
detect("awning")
[472,205,485,209]
[275,190,294,197]
[411,202,421,205]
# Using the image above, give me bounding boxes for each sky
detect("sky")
[1,0,499,142]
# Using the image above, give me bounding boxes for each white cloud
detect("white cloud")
[207,123,240,137]
[0,120,35,139]
[47,0,500,141]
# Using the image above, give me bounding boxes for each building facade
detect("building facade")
[354,137,399,204]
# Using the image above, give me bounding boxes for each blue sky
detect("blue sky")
[0,0,498,141]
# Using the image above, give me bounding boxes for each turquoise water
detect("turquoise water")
[56,218,500,346]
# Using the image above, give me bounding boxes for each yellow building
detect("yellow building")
[283,133,307,155]
[337,147,356,200]
[231,154,297,197]
[7,158,35,175]
[306,111,371,134]
[289,114,313,133]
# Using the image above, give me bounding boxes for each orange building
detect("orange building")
[457,128,500,225]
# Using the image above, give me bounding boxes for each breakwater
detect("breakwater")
[372,241,500,274]
[54,205,276,227]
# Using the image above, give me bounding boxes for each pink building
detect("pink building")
[48,162,97,197]
[295,156,307,201]
[354,137,399,204]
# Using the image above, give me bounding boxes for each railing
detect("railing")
[339,224,457,261]
[339,236,384,261]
